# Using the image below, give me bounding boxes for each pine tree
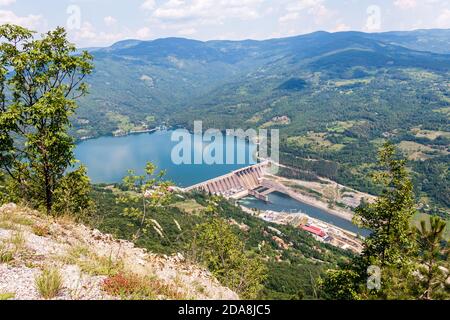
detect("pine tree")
[354,142,416,269]
[414,216,449,299]
[321,142,418,299]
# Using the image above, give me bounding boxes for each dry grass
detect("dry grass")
[0,231,27,264]
[0,209,34,230]
[8,231,26,251]
[32,224,51,237]
[0,244,14,264]
[61,245,124,276]
[0,293,15,300]
[35,268,63,299]
[102,272,186,300]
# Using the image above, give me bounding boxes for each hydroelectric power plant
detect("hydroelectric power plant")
[183,161,273,202]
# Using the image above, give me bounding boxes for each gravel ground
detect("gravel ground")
[0,203,238,300]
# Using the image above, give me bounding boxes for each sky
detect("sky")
[0,0,449,47]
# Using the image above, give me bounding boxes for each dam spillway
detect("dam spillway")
[183,161,270,200]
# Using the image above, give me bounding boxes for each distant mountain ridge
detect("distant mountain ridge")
[89,28,450,55]
[75,28,450,139]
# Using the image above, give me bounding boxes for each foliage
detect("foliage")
[52,166,94,218]
[87,187,350,300]
[413,216,449,299]
[319,269,362,300]
[102,272,184,300]
[117,162,174,241]
[321,144,449,300]
[0,293,15,300]
[0,24,93,215]
[35,268,63,299]
[354,142,417,269]
[190,217,267,299]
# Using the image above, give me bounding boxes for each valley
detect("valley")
[71,30,450,220]
[1,21,449,301]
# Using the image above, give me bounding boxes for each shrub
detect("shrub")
[0,293,15,300]
[32,224,51,237]
[35,268,63,299]
[102,272,184,300]
[62,245,124,276]
[0,245,14,264]
[190,218,267,299]
[9,231,25,251]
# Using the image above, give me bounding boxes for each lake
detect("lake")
[75,130,366,235]
[75,130,257,187]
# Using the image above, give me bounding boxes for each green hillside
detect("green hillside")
[73,30,450,216]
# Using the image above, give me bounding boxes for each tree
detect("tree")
[117,162,174,241]
[321,142,418,299]
[52,166,95,219]
[320,269,361,300]
[190,217,267,299]
[0,24,93,215]
[413,216,449,300]
[354,142,416,269]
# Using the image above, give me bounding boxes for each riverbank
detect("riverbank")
[262,174,356,222]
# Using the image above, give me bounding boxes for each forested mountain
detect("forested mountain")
[73,29,450,216]
[368,29,450,53]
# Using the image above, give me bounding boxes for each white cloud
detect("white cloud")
[394,0,417,9]
[135,27,152,39]
[75,22,97,40]
[73,21,127,45]
[150,0,265,23]
[103,16,117,27]
[141,0,156,11]
[143,0,267,37]
[0,10,43,29]
[279,12,299,23]
[178,27,197,36]
[285,0,324,12]
[280,0,334,25]
[332,22,350,32]
[436,8,450,28]
[0,0,15,6]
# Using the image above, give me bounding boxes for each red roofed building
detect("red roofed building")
[301,225,326,238]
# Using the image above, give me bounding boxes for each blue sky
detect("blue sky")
[1,0,449,47]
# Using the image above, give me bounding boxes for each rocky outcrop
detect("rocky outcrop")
[0,203,238,300]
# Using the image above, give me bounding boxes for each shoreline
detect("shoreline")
[263,174,355,222]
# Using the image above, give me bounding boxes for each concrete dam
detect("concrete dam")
[183,161,274,201]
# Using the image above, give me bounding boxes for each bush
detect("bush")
[52,166,95,219]
[0,293,15,300]
[32,224,51,237]
[102,272,184,300]
[35,268,63,299]
[0,245,14,264]
[190,218,267,299]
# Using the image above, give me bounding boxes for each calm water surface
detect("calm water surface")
[75,131,367,235]
[239,192,369,236]
[75,130,257,187]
